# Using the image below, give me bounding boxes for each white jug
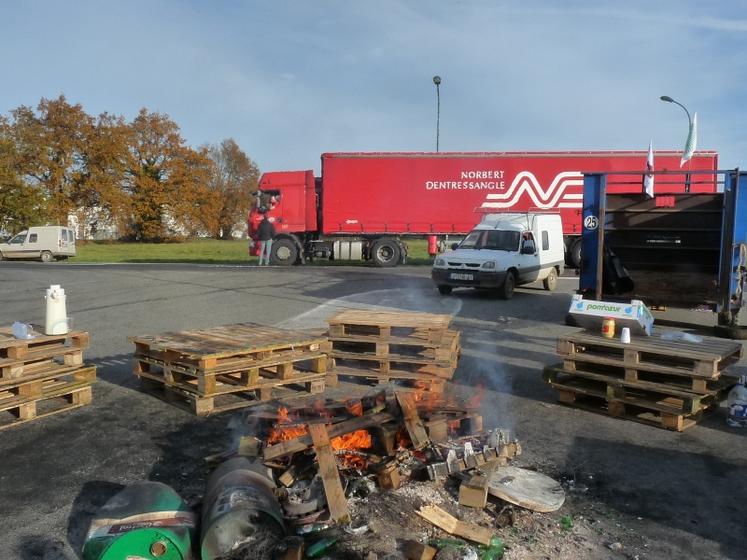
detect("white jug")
[45,284,69,335]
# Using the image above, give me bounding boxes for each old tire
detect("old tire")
[714,325,747,340]
[269,238,299,266]
[543,267,558,291]
[40,251,54,263]
[499,270,516,300]
[371,238,401,268]
[570,238,582,269]
[437,285,453,295]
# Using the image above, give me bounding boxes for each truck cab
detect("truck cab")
[431,213,564,299]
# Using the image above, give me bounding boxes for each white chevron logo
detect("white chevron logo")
[480,171,583,209]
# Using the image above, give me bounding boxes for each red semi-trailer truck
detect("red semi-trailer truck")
[248,151,718,267]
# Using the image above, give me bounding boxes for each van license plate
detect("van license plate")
[449,272,474,281]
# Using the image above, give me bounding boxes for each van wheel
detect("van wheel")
[40,251,54,263]
[499,271,516,300]
[437,285,453,295]
[371,238,401,267]
[543,268,558,291]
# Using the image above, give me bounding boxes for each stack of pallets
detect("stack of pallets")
[326,310,460,393]
[543,330,743,431]
[131,323,330,416]
[0,327,95,430]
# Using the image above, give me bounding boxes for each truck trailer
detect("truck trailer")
[249,151,718,267]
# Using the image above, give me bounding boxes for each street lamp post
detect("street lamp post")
[660,95,693,192]
[433,75,441,152]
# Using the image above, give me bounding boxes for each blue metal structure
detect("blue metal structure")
[579,170,747,334]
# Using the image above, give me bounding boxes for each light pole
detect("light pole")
[433,75,441,152]
[660,95,693,191]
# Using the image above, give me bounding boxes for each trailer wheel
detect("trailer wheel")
[499,270,516,300]
[543,267,558,291]
[570,238,582,269]
[437,285,453,295]
[371,238,401,267]
[40,251,54,263]
[270,238,299,266]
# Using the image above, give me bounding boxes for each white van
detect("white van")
[0,226,76,262]
[431,213,564,299]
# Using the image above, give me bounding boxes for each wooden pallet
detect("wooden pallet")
[0,346,86,379]
[137,375,326,416]
[327,310,452,341]
[0,328,89,362]
[552,359,737,396]
[0,364,97,403]
[0,374,95,431]
[550,390,717,432]
[129,323,330,372]
[328,366,447,393]
[557,330,742,379]
[329,330,460,363]
[329,352,456,379]
[134,352,327,397]
[543,366,725,431]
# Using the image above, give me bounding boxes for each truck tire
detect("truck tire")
[570,238,582,269]
[499,270,516,300]
[40,251,54,263]
[371,238,401,268]
[437,285,453,295]
[543,267,558,291]
[270,238,299,266]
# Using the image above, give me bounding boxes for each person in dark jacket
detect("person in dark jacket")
[256,215,276,266]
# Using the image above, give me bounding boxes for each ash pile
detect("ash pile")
[205,387,560,559]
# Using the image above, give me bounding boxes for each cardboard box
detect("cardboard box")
[568,295,654,336]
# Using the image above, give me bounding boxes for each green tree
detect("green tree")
[206,138,260,238]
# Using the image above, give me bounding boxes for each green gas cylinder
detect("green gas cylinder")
[82,481,196,560]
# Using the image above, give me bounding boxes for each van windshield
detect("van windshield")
[458,231,483,249]
[483,230,521,251]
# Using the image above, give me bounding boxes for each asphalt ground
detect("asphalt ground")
[0,262,745,559]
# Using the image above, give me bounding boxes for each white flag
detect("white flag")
[680,112,697,167]
[644,140,655,198]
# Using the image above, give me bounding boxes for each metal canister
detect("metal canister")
[601,317,616,339]
[200,457,286,560]
[82,481,195,560]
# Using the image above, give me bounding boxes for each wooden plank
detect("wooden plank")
[308,423,351,524]
[403,541,437,560]
[327,309,452,329]
[129,323,328,361]
[396,392,430,450]
[415,505,493,546]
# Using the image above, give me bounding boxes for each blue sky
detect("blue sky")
[1,1,746,173]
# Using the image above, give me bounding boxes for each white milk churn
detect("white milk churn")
[45,284,69,335]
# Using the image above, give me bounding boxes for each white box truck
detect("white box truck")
[431,213,564,299]
[0,226,76,262]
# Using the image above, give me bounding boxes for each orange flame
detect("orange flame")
[267,406,308,445]
[330,429,372,451]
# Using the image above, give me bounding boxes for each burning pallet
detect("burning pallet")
[220,387,520,531]
[326,310,460,392]
[544,330,743,431]
[0,327,96,429]
[130,323,330,416]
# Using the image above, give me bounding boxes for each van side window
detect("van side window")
[29,234,38,243]
[541,231,549,251]
[61,230,68,241]
[68,229,75,241]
